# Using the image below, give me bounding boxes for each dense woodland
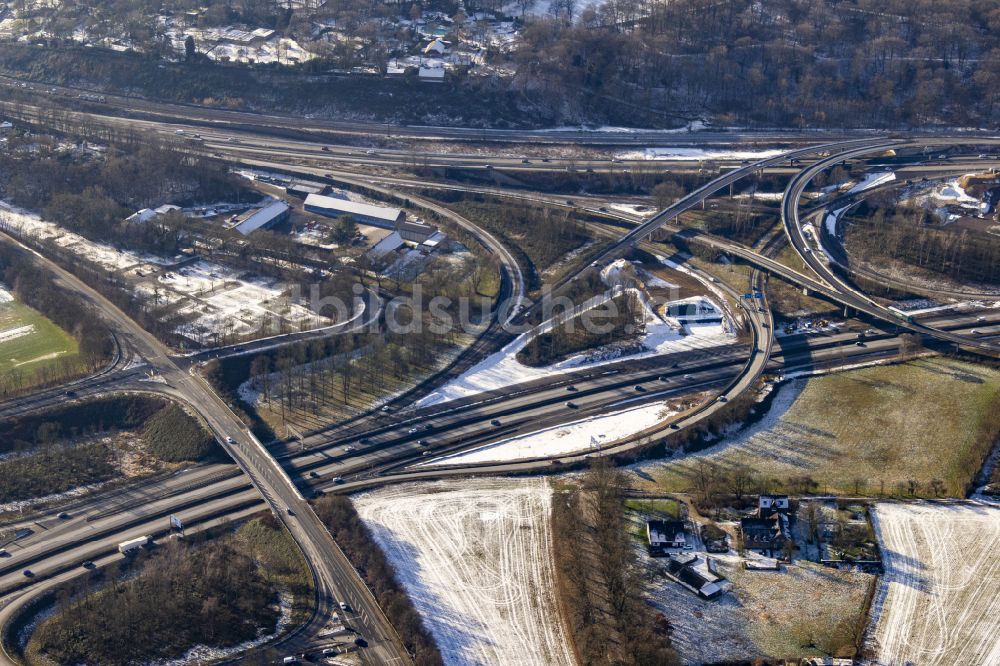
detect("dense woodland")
[844,202,1000,285]
[28,518,309,665]
[0,396,219,503]
[518,290,643,367]
[4,1,1000,127]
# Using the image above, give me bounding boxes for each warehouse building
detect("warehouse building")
[232,200,291,235]
[397,218,435,243]
[304,193,405,228]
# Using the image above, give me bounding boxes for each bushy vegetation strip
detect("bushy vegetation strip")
[314,495,443,666]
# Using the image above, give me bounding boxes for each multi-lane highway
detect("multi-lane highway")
[0,229,412,664]
[3,96,1000,665]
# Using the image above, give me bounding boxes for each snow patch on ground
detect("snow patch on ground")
[823,205,851,237]
[354,479,576,666]
[423,402,676,465]
[0,201,332,342]
[616,147,784,161]
[629,379,805,478]
[867,502,1000,666]
[847,170,895,195]
[0,324,35,344]
[417,295,730,407]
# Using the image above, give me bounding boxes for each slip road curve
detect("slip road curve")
[782,138,1000,356]
[0,228,411,665]
[511,137,899,325]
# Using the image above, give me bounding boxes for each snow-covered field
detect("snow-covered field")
[0,201,332,343]
[423,402,676,466]
[616,147,784,161]
[867,502,1000,666]
[354,479,576,666]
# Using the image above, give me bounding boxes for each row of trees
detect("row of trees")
[0,240,113,369]
[551,461,680,665]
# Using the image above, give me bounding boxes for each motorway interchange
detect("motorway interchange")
[1,86,1000,664]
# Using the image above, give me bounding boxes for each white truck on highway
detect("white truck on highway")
[118,536,149,554]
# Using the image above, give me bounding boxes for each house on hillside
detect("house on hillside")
[647,520,687,555]
[423,37,449,55]
[740,515,786,554]
[126,204,181,224]
[758,494,790,516]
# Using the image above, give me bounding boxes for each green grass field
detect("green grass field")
[0,300,84,384]
[636,358,1000,498]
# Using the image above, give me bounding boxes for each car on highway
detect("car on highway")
[339,601,350,611]
[566,385,577,392]
[566,401,577,409]
[333,477,344,484]
[658,375,668,382]
[717,396,728,403]
[358,437,370,445]
[683,374,693,379]
[415,440,427,446]
[287,507,295,516]
[521,159,530,164]
[407,427,419,434]
[23,569,33,577]
[380,405,391,412]
[343,446,355,452]
[82,561,95,569]
[977,316,987,322]
[309,471,320,478]
[634,385,645,392]
[57,512,71,519]
[226,436,235,443]
[490,419,502,426]
[0,549,9,558]
[63,390,76,397]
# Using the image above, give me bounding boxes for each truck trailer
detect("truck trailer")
[118,536,149,554]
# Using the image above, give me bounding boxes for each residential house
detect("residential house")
[758,494,790,516]
[647,520,687,555]
[740,515,786,554]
